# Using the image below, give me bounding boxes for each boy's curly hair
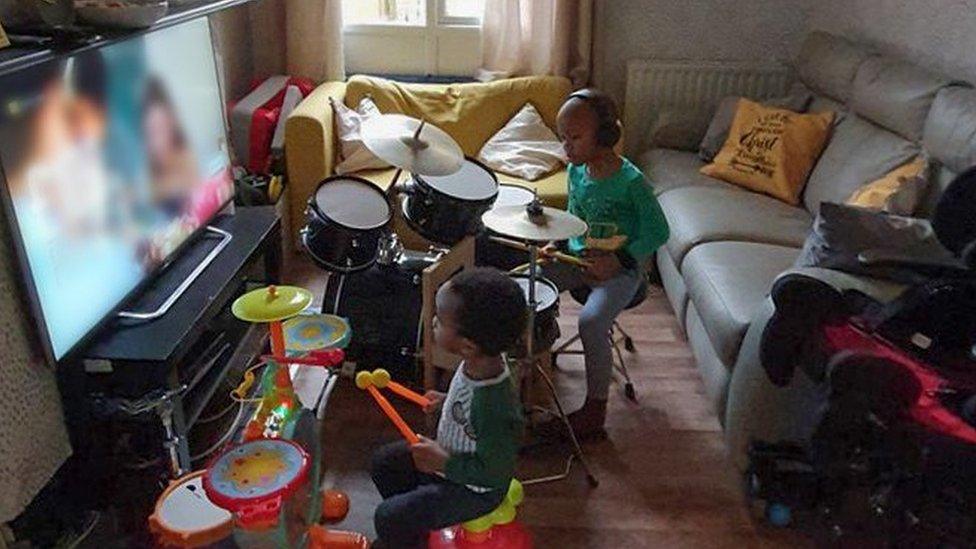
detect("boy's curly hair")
[447,268,527,356]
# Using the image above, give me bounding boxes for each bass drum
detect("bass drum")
[301,176,392,273]
[402,157,499,246]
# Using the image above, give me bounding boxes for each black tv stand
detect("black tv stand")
[59,206,281,478]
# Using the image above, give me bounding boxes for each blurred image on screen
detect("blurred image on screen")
[0,19,233,361]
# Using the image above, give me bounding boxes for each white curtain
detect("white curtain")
[478,0,592,86]
[248,0,345,83]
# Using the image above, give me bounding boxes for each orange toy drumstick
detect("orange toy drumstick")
[388,382,431,408]
[356,371,420,445]
[369,368,431,408]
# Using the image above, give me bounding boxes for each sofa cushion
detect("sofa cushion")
[682,241,800,366]
[802,113,919,214]
[637,148,735,196]
[659,186,812,267]
[796,32,874,103]
[700,99,835,206]
[657,249,689,331]
[923,87,976,174]
[698,89,814,162]
[352,167,570,210]
[851,56,960,142]
[344,75,572,157]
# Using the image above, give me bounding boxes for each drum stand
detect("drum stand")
[519,243,599,488]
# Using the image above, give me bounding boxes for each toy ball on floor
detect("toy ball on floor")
[321,489,350,522]
[766,502,792,527]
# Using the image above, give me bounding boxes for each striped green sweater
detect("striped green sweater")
[437,363,523,492]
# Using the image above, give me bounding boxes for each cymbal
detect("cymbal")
[482,205,588,242]
[362,114,463,176]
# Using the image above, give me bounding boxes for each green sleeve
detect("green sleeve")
[444,383,522,489]
[566,164,585,254]
[624,177,670,264]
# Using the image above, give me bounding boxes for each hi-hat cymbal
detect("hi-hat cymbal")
[362,114,463,176]
[482,205,588,242]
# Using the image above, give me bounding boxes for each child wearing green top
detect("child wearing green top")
[543,88,670,438]
[371,268,526,549]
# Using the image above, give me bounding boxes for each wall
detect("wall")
[592,0,811,102]
[210,5,256,102]
[807,0,976,84]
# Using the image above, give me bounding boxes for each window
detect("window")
[342,0,484,27]
[342,0,484,77]
[439,0,484,26]
[343,0,426,26]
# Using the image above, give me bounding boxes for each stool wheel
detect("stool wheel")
[623,337,635,353]
[624,383,636,402]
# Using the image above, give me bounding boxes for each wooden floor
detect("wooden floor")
[287,256,810,548]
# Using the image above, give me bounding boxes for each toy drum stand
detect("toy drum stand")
[215,285,346,547]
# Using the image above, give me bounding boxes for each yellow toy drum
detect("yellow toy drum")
[149,471,233,548]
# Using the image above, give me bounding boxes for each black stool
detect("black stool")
[551,278,649,401]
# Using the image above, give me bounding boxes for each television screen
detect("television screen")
[0,19,233,362]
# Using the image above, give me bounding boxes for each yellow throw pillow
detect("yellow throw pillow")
[846,157,929,215]
[700,99,835,205]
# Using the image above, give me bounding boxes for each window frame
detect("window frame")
[436,0,482,27]
[342,0,481,30]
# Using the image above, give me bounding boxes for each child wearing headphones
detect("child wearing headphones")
[543,88,670,439]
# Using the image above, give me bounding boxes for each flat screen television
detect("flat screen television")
[0,18,234,364]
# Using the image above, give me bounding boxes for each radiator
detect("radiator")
[622,60,794,157]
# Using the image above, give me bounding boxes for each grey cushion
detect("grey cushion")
[645,110,715,152]
[796,32,874,103]
[698,89,814,162]
[918,165,960,218]
[851,56,961,142]
[638,148,735,196]
[802,113,920,214]
[682,241,800,366]
[659,186,812,267]
[923,86,976,174]
[809,95,846,116]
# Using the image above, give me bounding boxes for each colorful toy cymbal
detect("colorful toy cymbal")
[232,285,313,323]
[283,314,351,352]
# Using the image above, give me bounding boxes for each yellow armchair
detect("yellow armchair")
[284,75,572,251]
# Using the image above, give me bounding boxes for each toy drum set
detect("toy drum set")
[150,285,367,548]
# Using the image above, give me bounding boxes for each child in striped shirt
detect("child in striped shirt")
[370,268,526,549]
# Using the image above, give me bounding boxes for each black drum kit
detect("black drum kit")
[299,114,598,486]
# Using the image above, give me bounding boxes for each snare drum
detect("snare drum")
[402,157,499,245]
[509,274,560,356]
[149,470,233,548]
[302,176,392,273]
